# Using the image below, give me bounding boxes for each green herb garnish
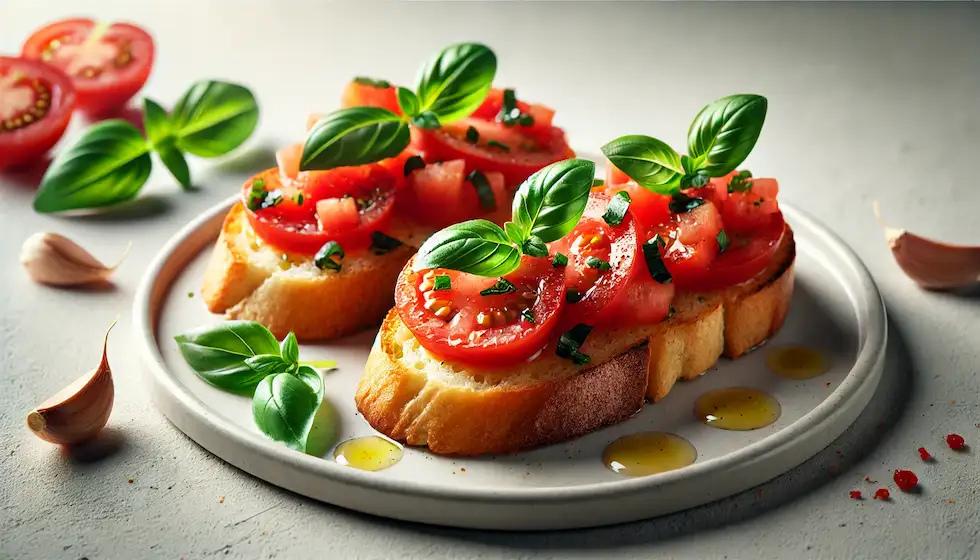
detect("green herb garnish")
[642,235,672,284]
[521,235,549,258]
[552,252,569,267]
[487,140,509,151]
[314,241,345,272]
[354,76,391,89]
[467,169,496,212]
[717,230,731,253]
[497,88,534,127]
[480,277,516,296]
[669,192,705,214]
[466,126,480,144]
[370,231,403,254]
[403,155,426,176]
[592,178,605,187]
[728,170,753,192]
[566,290,584,303]
[586,256,612,271]
[521,308,535,324]
[602,190,631,226]
[433,275,452,291]
[556,324,593,365]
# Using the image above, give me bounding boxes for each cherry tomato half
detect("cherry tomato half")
[396,256,566,367]
[0,57,75,169]
[22,18,154,115]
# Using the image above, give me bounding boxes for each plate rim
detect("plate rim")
[133,193,887,505]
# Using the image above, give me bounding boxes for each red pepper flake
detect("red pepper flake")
[873,488,890,500]
[893,469,918,491]
[849,490,862,499]
[127,479,134,484]
[946,433,966,450]
[918,447,932,461]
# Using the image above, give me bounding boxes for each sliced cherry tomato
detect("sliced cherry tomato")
[0,57,75,169]
[549,194,640,327]
[243,162,399,255]
[401,159,507,227]
[339,78,400,114]
[21,19,153,115]
[602,265,675,327]
[396,256,565,367]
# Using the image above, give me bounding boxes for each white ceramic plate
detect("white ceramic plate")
[134,194,886,530]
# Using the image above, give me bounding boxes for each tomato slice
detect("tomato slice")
[602,265,675,327]
[400,159,508,227]
[243,162,399,255]
[396,256,565,367]
[549,194,640,327]
[0,57,75,169]
[21,18,153,115]
[339,78,400,114]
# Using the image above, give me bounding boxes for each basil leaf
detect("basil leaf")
[717,230,731,253]
[143,98,172,145]
[504,221,524,246]
[687,94,767,177]
[171,80,259,157]
[415,42,496,123]
[301,107,409,170]
[600,135,683,195]
[33,120,152,213]
[353,76,391,89]
[592,178,605,187]
[252,372,321,453]
[602,190,631,226]
[511,158,595,243]
[280,332,299,365]
[155,140,192,189]
[414,219,521,277]
[396,87,421,117]
[680,154,699,175]
[557,324,593,365]
[669,192,705,214]
[245,354,293,377]
[294,365,336,456]
[522,235,549,258]
[174,321,281,393]
[411,111,441,130]
[314,241,345,272]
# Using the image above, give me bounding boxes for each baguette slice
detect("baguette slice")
[356,226,795,456]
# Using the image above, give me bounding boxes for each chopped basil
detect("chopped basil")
[586,256,612,271]
[433,275,451,291]
[727,169,753,192]
[681,171,710,188]
[370,231,404,254]
[486,139,509,151]
[497,88,534,127]
[247,187,283,212]
[519,114,534,127]
[552,252,568,267]
[353,76,392,89]
[466,126,479,144]
[592,178,605,187]
[642,235,672,284]
[480,277,516,296]
[556,323,593,365]
[667,305,676,319]
[467,170,496,212]
[717,230,730,253]
[314,241,345,272]
[602,190,631,226]
[566,290,583,303]
[403,155,426,176]
[521,308,535,324]
[292,193,305,205]
[254,179,266,189]
[668,192,705,214]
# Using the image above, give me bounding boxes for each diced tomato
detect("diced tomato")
[603,266,675,327]
[470,88,555,129]
[396,256,566,367]
[721,177,780,233]
[340,78,400,114]
[276,143,303,180]
[0,56,75,169]
[21,18,153,115]
[595,181,672,230]
[316,197,360,232]
[402,159,507,227]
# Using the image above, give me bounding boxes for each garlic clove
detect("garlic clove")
[875,201,980,290]
[20,232,130,287]
[27,322,116,446]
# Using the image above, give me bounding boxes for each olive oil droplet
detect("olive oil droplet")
[602,432,697,477]
[694,387,781,431]
[766,345,829,379]
[333,436,403,472]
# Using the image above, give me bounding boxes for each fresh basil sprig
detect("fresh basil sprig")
[301,43,496,171]
[175,321,336,455]
[33,80,259,213]
[414,158,595,277]
[601,94,767,196]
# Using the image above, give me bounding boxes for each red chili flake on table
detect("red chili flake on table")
[873,488,890,500]
[918,447,932,460]
[893,469,918,491]
[946,433,966,450]
[849,490,862,499]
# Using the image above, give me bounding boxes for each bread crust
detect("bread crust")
[356,225,797,455]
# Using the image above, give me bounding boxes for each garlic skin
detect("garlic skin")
[27,322,115,446]
[875,201,980,290]
[20,232,128,287]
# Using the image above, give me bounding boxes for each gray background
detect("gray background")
[1,1,978,559]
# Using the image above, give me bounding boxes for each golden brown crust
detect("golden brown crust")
[356,225,797,455]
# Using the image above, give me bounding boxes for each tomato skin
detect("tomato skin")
[0,57,76,169]
[401,159,508,227]
[340,80,400,114]
[395,256,567,368]
[602,266,675,327]
[21,19,154,115]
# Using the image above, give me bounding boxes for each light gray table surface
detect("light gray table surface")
[2,2,978,559]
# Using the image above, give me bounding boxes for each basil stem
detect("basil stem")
[301,107,410,171]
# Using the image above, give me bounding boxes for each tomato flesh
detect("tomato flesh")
[720,177,780,233]
[401,159,508,227]
[0,57,75,169]
[396,256,566,367]
[340,79,400,114]
[21,18,153,115]
[602,266,675,327]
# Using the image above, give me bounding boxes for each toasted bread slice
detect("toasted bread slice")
[355,226,795,456]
